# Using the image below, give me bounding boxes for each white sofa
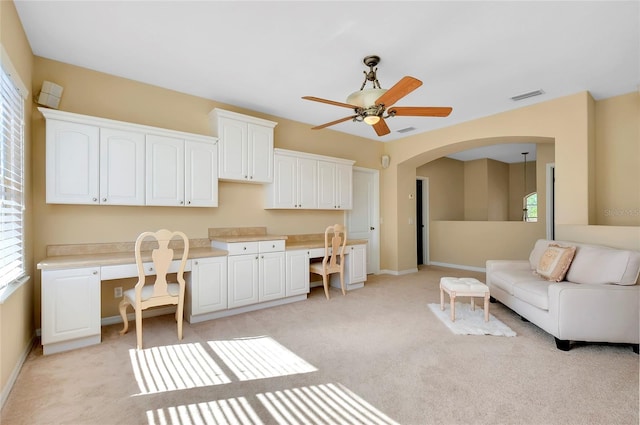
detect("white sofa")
[486,239,640,352]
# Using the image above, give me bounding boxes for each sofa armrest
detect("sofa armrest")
[548,283,639,343]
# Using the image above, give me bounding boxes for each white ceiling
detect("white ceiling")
[14,1,639,160]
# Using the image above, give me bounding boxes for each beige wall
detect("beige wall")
[1,0,34,404]
[595,92,640,226]
[464,159,488,220]
[416,158,464,221]
[380,90,639,272]
[30,57,384,326]
[487,159,509,221]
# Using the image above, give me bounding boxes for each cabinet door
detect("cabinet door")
[41,268,101,345]
[317,160,336,209]
[146,134,185,206]
[228,254,259,308]
[297,157,318,209]
[259,252,285,302]
[99,128,145,205]
[286,250,309,296]
[247,123,274,183]
[335,163,353,210]
[218,117,247,181]
[46,120,100,204]
[268,154,297,208]
[346,244,367,284]
[185,140,218,207]
[191,257,227,315]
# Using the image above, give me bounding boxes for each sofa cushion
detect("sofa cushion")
[512,281,553,310]
[490,269,542,295]
[536,244,576,282]
[567,245,640,285]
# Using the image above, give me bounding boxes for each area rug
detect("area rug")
[428,302,516,337]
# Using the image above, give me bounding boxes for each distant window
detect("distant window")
[524,192,538,222]
[1,48,27,294]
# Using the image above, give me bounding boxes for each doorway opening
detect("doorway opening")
[416,177,429,266]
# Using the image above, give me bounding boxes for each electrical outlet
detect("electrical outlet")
[114,287,123,298]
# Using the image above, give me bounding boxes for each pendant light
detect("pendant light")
[522,152,529,222]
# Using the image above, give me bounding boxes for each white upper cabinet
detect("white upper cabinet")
[265,149,354,210]
[185,140,218,207]
[100,128,145,205]
[145,134,185,206]
[209,108,277,183]
[265,152,318,209]
[45,119,100,204]
[40,107,218,207]
[146,136,219,207]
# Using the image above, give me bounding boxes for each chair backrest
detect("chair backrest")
[134,229,189,300]
[323,224,347,271]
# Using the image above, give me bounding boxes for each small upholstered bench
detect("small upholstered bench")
[440,277,490,322]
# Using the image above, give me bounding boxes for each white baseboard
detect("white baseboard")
[428,262,486,273]
[379,268,419,276]
[1,334,35,410]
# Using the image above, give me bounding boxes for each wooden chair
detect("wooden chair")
[309,224,347,299]
[119,229,189,349]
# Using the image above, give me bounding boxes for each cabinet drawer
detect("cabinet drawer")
[226,242,259,256]
[259,240,285,253]
[101,259,191,280]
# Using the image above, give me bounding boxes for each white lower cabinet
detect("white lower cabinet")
[346,244,367,284]
[41,267,101,355]
[185,256,227,319]
[286,250,310,296]
[228,254,261,308]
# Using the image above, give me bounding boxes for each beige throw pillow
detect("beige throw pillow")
[536,244,576,282]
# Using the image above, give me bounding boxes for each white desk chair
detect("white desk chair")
[309,224,347,299]
[119,229,189,349]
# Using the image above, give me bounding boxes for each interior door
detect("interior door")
[346,167,379,274]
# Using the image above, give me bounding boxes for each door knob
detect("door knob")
[370,227,375,230]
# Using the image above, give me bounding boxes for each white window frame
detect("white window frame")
[0,45,29,302]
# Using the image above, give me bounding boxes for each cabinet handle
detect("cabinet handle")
[255,256,259,259]
[243,247,247,250]
[244,175,248,179]
[272,244,275,248]
[194,261,198,265]
[102,198,107,202]
[250,176,253,179]
[187,200,191,205]
[92,270,98,275]
[180,200,184,205]
[93,197,98,202]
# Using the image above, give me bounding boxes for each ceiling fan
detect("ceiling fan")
[302,55,453,137]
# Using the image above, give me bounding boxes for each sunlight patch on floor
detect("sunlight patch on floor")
[257,383,400,425]
[208,336,317,382]
[129,343,231,395]
[146,397,263,425]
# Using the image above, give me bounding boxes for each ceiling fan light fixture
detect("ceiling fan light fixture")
[363,115,380,125]
[346,88,387,108]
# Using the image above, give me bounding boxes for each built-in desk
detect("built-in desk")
[37,239,226,355]
[38,230,367,355]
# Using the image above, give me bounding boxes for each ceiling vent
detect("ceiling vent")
[510,89,545,101]
[397,126,416,134]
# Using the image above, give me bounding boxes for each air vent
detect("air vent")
[396,126,416,134]
[511,89,545,101]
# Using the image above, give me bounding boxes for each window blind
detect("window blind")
[0,64,25,290]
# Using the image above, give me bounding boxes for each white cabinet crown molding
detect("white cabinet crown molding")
[274,148,355,166]
[39,107,217,145]
[209,108,277,131]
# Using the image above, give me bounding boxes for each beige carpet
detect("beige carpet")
[2,266,638,425]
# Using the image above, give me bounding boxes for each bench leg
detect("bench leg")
[440,285,444,311]
[450,293,456,321]
[484,293,489,322]
[470,297,475,311]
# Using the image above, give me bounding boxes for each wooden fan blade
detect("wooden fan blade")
[375,76,423,107]
[389,106,453,117]
[302,96,358,110]
[373,118,390,136]
[312,115,357,130]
